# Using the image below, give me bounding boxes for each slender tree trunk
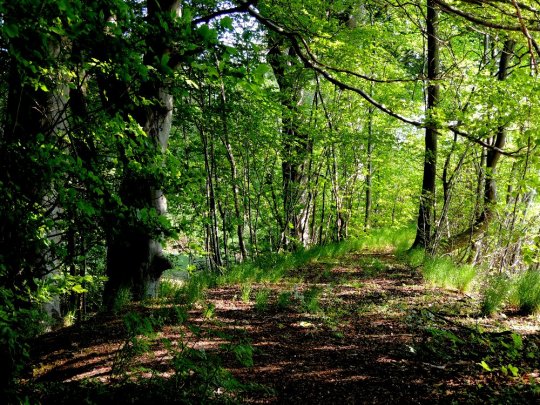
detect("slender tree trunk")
[443,39,515,252]
[480,39,515,221]
[412,0,440,251]
[217,69,248,261]
[201,125,223,270]
[268,37,311,250]
[365,106,375,232]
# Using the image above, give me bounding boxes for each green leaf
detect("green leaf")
[4,24,19,38]
[511,333,523,350]
[507,364,519,377]
[479,360,492,372]
[161,53,170,68]
[220,16,233,30]
[50,26,66,36]
[72,284,87,294]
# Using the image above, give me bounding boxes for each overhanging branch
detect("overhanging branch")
[241,1,525,156]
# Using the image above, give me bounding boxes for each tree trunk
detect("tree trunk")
[268,37,311,250]
[443,39,515,252]
[365,106,375,232]
[217,67,248,261]
[412,0,440,251]
[104,1,180,306]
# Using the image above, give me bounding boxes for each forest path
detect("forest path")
[201,252,474,403]
[29,251,538,403]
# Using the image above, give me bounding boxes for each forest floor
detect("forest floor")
[25,250,540,404]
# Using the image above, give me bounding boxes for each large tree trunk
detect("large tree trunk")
[268,37,312,250]
[103,1,180,306]
[412,0,440,251]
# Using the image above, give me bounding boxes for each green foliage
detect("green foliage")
[111,311,159,379]
[232,343,254,368]
[402,248,426,268]
[219,236,401,287]
[277,291,293,310]
[158,279,185,301]
[240,283,252,303]
[357,227,417,253]
[112,287,133,313]
[479,270,540,316]
[2,0,540,398]
[410,309,539,385]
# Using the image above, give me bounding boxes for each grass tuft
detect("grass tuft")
[511,270,540,314]
[302,287,323,313]
[254,288,271,312]
[481,275,512,317]
[277,291,293,310]
[422,257,476,292]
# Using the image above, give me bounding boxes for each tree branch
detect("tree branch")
[434,0,540,31]
[192,2,252,26]
[241,1,526,156]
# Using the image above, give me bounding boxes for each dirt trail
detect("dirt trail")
[200,253,466,403]
[29,253,538,404]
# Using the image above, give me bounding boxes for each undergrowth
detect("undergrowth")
[407,309,540,401]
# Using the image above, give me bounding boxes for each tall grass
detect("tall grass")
[511,270,540,314]
[217,239,364,286]
[357,226,416,253]
[159,271,215,306]
[422,256,477,292]
[481,275,512,317]
[217,226,416,287]
[481,270,540,316]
